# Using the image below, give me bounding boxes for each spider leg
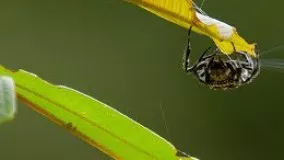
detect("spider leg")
[232,43,255,70]
[183,26,219,73]
[231,42,237,52]
[183,26,193,72]
[197,46,215,62]
[185,45,216,73]
[189,46,216,69]
[238,52,255,69]
[208,52,216,65]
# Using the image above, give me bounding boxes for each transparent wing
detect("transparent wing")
[260,59,284,72]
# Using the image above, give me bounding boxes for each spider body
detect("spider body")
[183,27,259,90]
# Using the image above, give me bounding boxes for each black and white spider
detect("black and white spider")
[182,27,280,90]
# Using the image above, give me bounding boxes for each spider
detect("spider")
[183,27,260,90]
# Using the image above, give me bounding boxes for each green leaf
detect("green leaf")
[0,65,197,160]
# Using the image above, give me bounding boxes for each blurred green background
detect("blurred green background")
[0,0,284,160]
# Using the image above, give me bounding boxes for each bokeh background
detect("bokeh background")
[0,0,284,160]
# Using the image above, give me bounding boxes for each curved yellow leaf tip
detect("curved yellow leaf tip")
[124,0,257,57]
[193,13,257,57]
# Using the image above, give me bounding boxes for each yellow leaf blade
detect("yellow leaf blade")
[124,0,257,57]
[124,0,204,34]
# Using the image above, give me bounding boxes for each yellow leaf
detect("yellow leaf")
[124,0,257,57]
